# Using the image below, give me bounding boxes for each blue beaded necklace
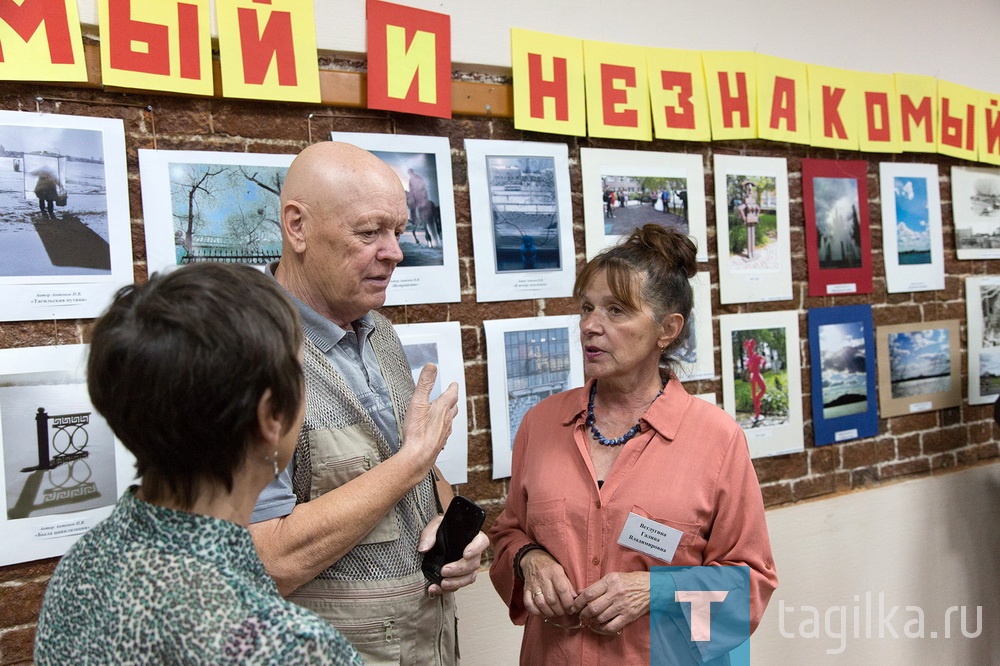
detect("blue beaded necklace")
[586,380,666,447]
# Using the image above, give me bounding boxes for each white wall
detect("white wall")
[75,1,1000,92]
[456,462,1000,664]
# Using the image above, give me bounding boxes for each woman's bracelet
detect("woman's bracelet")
[513,543,548,582]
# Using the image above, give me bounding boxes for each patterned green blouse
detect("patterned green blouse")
[35,488,362,665]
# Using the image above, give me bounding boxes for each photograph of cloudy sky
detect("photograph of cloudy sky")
[818,321,869,418]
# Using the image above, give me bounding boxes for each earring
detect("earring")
[265,450,280,479]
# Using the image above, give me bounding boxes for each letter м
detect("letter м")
[0,0,75,64]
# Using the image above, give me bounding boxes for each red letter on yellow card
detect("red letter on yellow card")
[937,79,979,162]
[216,0,319,103]
[980,91,1000,166]
[367,0,450,119]
[99,0,211,95]
[511,28,585,136]
[702,52,757,140]
[584,40,651,141]
[756,54,809,145]
[646,47,710,142]
[857,72,901,153]
[895,73,937,153]
[807,64,859,150]
[0,0,85,81]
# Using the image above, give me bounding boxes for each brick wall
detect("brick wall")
[0,82,997,664]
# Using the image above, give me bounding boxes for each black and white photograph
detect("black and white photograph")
[0,345,133,566]
[485,315,584,478]
[2,383,117,521]
[965,277,1000,405]
[876,320,961,417]
[467,140,576,302]
[0,112,132,322]
[485,155,561,273]
[674,272,715,381]
[952,166,1000,260]
[332,132,461,305]
[394,321,468,483]
[581,148,708,262]
[139,150,294,276]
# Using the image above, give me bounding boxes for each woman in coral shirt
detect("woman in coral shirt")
[489,225,777,664]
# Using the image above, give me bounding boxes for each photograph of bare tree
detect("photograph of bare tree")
[139,150,294,275]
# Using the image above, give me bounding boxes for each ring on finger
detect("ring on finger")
[533,590,544,597]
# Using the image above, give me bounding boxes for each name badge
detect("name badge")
[616,512,683,563]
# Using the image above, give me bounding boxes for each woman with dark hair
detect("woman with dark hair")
[35,263,362,665]
[489,225,777,664]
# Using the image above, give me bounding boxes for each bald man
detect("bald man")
[249,142,487,665]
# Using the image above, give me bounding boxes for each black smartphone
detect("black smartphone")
[422,495,486,585]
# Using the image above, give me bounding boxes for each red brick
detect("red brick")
[896,433,921,459]
[752,452,807,484]
[0,625,36,664]
[976,443,1000,460]
[840,441,876,469]
[833,470,852,492]
[760,483,792,508]
[930,453,956,471]
[888,412,938,434]
[809,446,837,474]
[466,432,493,468]
[851,466,880,489]
[873,437,896,463]
[921,425,967,455]
[0,581,47,628]
[463,361,487,397]
[470,395,491,432]
[792,474,835,501]
[459,324,482,363]
[881,458,931,480]
[462,468,507,509]
[0,560,57,586]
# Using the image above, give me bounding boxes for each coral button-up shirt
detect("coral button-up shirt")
[489,378,777,665]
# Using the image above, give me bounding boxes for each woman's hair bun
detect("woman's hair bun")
[628,224,697,279]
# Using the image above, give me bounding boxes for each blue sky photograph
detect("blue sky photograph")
[888,328,950,382]
[893,177,931,254]
[818,321,867,406]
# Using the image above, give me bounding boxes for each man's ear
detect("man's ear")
[281,201,307,254]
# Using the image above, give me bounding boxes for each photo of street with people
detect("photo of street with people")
[0,125,111,277]
[601,175,689,237]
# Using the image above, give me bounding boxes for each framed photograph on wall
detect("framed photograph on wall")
[0,345,134,566]
[713,155,792,304]
[807,305,878,446]
[801,159,873,296]
[952,166,1000,260]
[674,272,715,382]
[484,315,584,479]
[876,320,961,418]
[394,321,469,484]
[580,147,707,262]
[0,111,132,322]
[139,149,293,276]
[466,140,576,302]
[965,277,1000,406]
[878,162,945,293]
[331,132,461,305]
[719,310,803,458]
